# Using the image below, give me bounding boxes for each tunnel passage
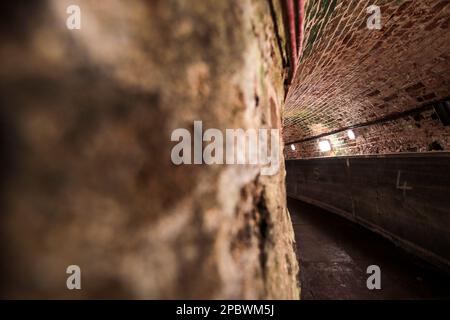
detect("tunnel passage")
[0,0,449,301]
[282,0,450,298]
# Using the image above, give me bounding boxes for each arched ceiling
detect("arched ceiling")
[283,0,450,144]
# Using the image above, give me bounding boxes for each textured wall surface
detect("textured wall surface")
[0,0,299,299]
[286,107,450,159]
[283,0,450,158]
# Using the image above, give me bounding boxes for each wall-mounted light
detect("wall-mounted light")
[347,129,356,140]
[318,140,331,152]
[290,144,296,151]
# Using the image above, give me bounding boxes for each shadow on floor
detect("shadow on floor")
[288,197,450,300]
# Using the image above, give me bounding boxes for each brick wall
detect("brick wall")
[285,107,450,159]
[283,0,450,158]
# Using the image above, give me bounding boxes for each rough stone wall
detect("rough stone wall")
[0,0,299,299]
[286,108,450,159]
[283,0,450,155]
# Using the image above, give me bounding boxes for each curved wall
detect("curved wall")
[286,153,450,272]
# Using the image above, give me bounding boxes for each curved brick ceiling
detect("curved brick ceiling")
[283,0,450,144]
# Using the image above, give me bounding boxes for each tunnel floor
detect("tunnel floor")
[288,197,450,300]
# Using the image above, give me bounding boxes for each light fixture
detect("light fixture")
[347,129,356,140]
[318,140,331,152]
[290,144,296,151]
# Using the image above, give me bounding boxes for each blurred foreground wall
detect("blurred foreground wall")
[0,0,299,299]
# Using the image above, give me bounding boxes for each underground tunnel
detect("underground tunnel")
[0,0,449,303]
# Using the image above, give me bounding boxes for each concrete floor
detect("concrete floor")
[288,197,450,300]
